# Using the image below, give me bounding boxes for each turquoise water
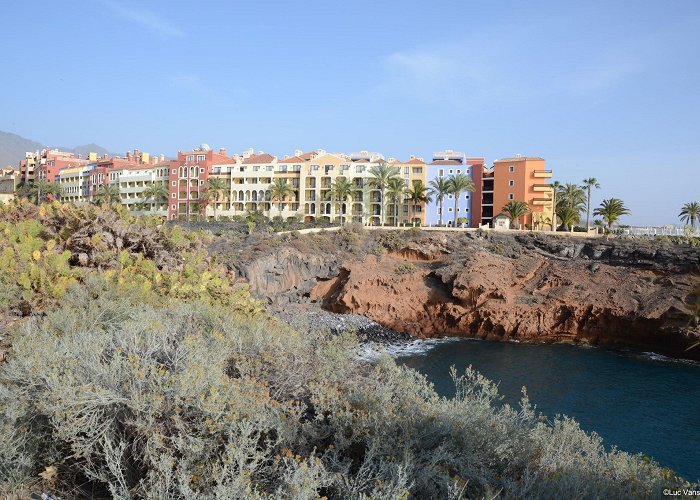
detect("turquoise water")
[394,339,700,481]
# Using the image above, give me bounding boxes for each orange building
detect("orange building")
[492,156,553,229]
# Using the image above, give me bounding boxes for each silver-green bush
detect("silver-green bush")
[0,278,692,498]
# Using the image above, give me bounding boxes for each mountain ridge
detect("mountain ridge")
[0,131,113,169]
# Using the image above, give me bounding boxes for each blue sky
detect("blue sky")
[2,0,699,225]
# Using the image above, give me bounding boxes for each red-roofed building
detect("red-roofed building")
[167,145,233,220]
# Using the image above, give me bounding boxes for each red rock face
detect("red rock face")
[310,247,699,360]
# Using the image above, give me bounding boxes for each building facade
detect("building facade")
[491,156,554,229]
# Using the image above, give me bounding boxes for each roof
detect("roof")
[278,155,305,164]
[404,158,425,165]
[494,157,545,162]
[298,151,316,161]
[243,153,275,164]
[429,159,462,165]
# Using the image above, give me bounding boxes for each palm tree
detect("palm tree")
[368,163,400,226]
[581,178,601,231]
[407,181,432,227]
[202,177,228,221]
[428,176,450,227]
[556,183,586,231]
[550,180,562,230]
[501,201,529,229]
[447,173,475,227]
[679,202,700,229]
[268,178,294,220]
[386,177,406,226]
[18,180,61,204]
[593,198,630,230]
[94,184,121,205]
[327,177,354,226]
[141,183,169,213]
[557,206,581,233]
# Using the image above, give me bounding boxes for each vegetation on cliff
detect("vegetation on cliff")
[0,202,696,498]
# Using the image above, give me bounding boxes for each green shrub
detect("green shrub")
[394,263,417,275]
[1,281,691,498]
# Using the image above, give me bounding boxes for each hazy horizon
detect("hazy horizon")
[2,0,699,225]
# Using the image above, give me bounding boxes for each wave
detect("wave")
[356,337,465,362]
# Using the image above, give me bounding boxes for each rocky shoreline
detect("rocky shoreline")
[218,229,700,361]
[274,307,414,345]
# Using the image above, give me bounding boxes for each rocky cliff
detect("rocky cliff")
[230,230,700,360]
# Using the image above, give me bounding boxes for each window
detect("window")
[171,169,176,175]
[311,164,319,171]
[197,155,206,162]
[448,194,453,199]
[457,169,461,174]
[439,169,444,176]
[199,168,204,174]
[449,169,453,174]
[508,180,514,187]
[171,181,176,186]
[186,155,194,162]
[509,165,515,173]
[171,204,176,210]
[404,167,409,175]
[465,194,470,199]
[508,193,514,200]
[171,193,175,198]
[200,180,205,186]
[253,165,260,172]
[448,207,453,212]
[355,165,364,173]
[412,167,422,174]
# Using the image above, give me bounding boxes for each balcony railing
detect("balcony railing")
[533,184,552,192]
[533,170,553,178]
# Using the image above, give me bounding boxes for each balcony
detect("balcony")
[533,170,553,179]
[532,197,552,206]
[533,184,552,192]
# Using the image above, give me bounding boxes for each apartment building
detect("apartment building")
[387,156,428,226]
[36,149,91,182]
[167,145,231,220]
[491,156,554,229]
[425,150,477,227]
[0,168,18,204]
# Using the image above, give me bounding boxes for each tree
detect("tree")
[327,177,354,226]
[446,174,475,227]
[501,201,529,228]
[17,180,61,205]
[386,177,406,226]
[407,181,432,227]
[556,183,586,231]
[141,183,169,213]
[94,184,121,206]
[368,163,400,226]
[593,198,630,230]
[557,206,581,233]
[428,177,450,227]
[550,180,562,230]
[202,177,228,221]
[268,178,294,220]
[679,202,700,229]
[582,178,601,231]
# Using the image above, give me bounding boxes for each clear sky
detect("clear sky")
[2,0,698,225]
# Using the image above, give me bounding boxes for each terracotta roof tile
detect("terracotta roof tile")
[243,153,275,164]
[279,155,305,164]
[404,158,425,164]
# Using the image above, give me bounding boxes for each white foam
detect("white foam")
[356,337,464,361]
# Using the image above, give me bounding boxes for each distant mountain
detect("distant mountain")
[0,131,114,169]
[0,131,43,169]
[62,143,113,159]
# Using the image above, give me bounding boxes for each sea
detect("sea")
[369,337,700,481]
